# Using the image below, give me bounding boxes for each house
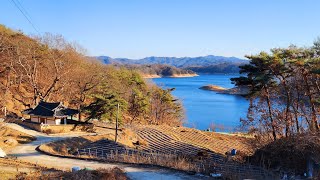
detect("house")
[23,101,79,125]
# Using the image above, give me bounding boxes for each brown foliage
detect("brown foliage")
[0,25,183,126]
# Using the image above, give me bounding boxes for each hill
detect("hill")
[116,64,198,78]
[0,24,183,126]
[97,55,249,74]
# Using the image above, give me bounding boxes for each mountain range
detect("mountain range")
[96,55,249,74]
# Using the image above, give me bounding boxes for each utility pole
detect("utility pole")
[115,103,119,142]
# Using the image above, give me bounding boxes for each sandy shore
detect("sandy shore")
[168,73,199,78]
[143,73,198,78]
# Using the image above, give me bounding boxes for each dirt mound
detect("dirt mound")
[249,133,320,174]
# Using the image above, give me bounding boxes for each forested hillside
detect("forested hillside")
[0,25,183,126]
[97,55,248,74]
[186,62,245,74]
[116,64,197,77]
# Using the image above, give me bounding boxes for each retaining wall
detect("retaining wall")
[15,120,94,134]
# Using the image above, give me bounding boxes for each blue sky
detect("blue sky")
[1,0,320,59]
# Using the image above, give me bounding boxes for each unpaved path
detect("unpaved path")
[6,123,206,180]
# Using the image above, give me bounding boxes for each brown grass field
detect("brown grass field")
[0,158,127,180]
[40,124,271,179]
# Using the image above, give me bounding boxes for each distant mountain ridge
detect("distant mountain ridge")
[96,55,249,74]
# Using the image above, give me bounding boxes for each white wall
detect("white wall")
[55,118,61,125]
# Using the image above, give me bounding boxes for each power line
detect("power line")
[9,0,40,34]
[15,0,33,22]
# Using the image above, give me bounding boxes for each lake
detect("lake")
[150,74,249,132]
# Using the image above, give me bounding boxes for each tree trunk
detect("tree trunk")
[303,73,319,132]
[265,87,277,141]
[281,79,291,137]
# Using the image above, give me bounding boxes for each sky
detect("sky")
[1,0,320,59]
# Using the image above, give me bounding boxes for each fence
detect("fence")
[74,145,275,179]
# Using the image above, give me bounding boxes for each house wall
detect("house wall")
[29,116,64,125]
[55,118,61,125]
[46,119,56,125]
[30,116,39,123]
[15,120,94,134]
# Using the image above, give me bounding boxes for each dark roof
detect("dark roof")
[21,108,34,115]
[24,101,79,117]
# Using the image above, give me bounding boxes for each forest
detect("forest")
[232,40,320,140]
[116,64,196,77]
[0,25,183,126]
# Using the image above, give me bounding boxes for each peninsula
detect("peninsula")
[200,85,249,95]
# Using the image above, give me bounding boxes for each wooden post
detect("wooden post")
[115,103,119,142]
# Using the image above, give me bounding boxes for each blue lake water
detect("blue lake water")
[150,74,249,131]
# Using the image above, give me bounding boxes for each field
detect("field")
[0,158,127,180]
[41,124,273,179]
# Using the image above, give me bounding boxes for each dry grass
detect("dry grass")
[0,157,54,180]
[155,125,254,156]
[0,157,127,180]
[0,123,36,151]
[40,124,268,178]
[15,167,127,180]
[250,133,320,174]
[104,149,206,173]
[39,129,140,156]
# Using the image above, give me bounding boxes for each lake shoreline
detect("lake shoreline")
[143,73,199,79]
[152,74,249,131]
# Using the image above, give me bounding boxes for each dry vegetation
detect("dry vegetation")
[0,24,183,127]
[0,158,127,180]
[39,127,141,156]
[0,157,55,180]
[249,133,320,174]
[39,125,269,179]
[0,123,36,151]
[15,167,127,180]
[156,125,254,155]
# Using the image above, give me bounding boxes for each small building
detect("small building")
[23,101,79,125]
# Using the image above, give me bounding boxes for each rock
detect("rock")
[0,148,6,158]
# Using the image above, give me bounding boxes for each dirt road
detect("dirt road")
[6,123,206,180]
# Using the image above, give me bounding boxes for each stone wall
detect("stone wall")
[16,120,42,131]
[15,120,94,134]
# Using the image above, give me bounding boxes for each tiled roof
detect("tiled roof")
[25,101,78,117]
